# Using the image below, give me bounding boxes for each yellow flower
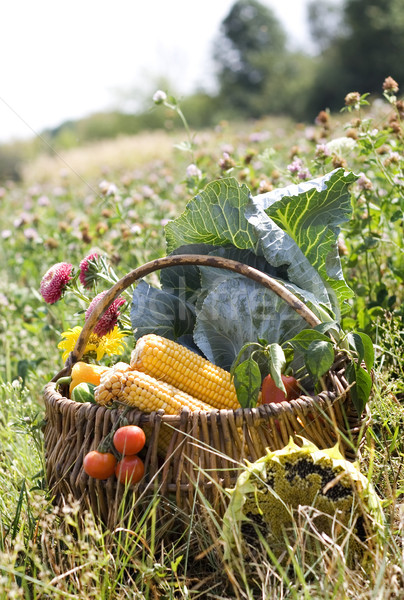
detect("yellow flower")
[58,325,128,361]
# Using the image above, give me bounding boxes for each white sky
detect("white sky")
[1,0,316,143]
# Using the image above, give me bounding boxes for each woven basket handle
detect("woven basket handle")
[54,254,321,380]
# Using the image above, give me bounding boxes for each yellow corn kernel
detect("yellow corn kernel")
[130,334,240,410]
[94,362,132,406]
[119,370,214,414]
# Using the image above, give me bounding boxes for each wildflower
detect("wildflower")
[287,157,303,175]
[396,100,404,118]
[326,136,356,156]
[388,116,402,135]
[130,224,142,235]
[58,221,69,232]
[298,167,311,181]
[315,110,330,127]
[53,186,66,197]
[221,143,234,154]
[304,126,316,141]
[153,90,167,104]
[28,184,42,197]
[99,180,118,196]
[40,262,73,304]
[357,173,373,191]
[248,130,270,143]
[24,227,39,241]
[13,214,29,228]
[243,150,256,165]
[384,151,401,167]
[85,291,126,337]
[315,143,331,160]
[58,325,128,361]
[219,152,236,170]
[257,180,273,194]
[383,76,399,94]
[37,195,50,206]
[186,163,202,179]
[44,238,59,249]
[289,145,301,158]
[142,185,154,198]
[0,293,9,306]
[389,152,401,163]
[79,252,99,288]
[345,128,358,140]
[332,155,347,168]
[344,91,361,107]
[95,222,108,235]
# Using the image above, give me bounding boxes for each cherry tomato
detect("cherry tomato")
[261,374,300,404]
[113,425,146,456]
[83,450,117,479]
[115,455,145,485]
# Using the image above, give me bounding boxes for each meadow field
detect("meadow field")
[0,86,403,599]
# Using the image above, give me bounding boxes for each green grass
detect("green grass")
[0,89,403,598]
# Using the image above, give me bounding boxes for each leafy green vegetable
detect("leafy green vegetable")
[286,329,332,353]
[251,168,357,314]
[232,357,262,408]
[266,343,287,393]
[193,277,306,370]
[131,280,195,341]
[304,340,335,379]
[346,361,373,414]
[165,178,256,253]
[132,169,359,375]
[347,331,375,372]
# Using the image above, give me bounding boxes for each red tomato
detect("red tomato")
[261,374,300,404]
[113,425,146,456]
[115,455,145,485]
[83,450,117,479]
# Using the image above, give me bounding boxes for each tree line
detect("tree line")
[1,0,403,180]
[213,0,404,120]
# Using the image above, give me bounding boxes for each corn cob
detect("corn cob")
[120,370,214,414]
[130,334,240,410]
[94,362,132,406]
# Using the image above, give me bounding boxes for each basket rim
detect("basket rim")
[43,372,366,427]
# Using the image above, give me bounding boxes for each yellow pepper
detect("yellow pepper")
[68,362,110,396]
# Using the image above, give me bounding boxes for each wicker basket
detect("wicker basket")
[43,255,369,524]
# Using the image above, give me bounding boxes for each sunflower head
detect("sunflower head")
[222,437,384,569]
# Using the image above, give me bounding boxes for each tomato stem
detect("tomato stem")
[96,407,132,456]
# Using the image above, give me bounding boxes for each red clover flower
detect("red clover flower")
[79,252,99,288]
[85,290,126,337]
[40,262,73,304]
